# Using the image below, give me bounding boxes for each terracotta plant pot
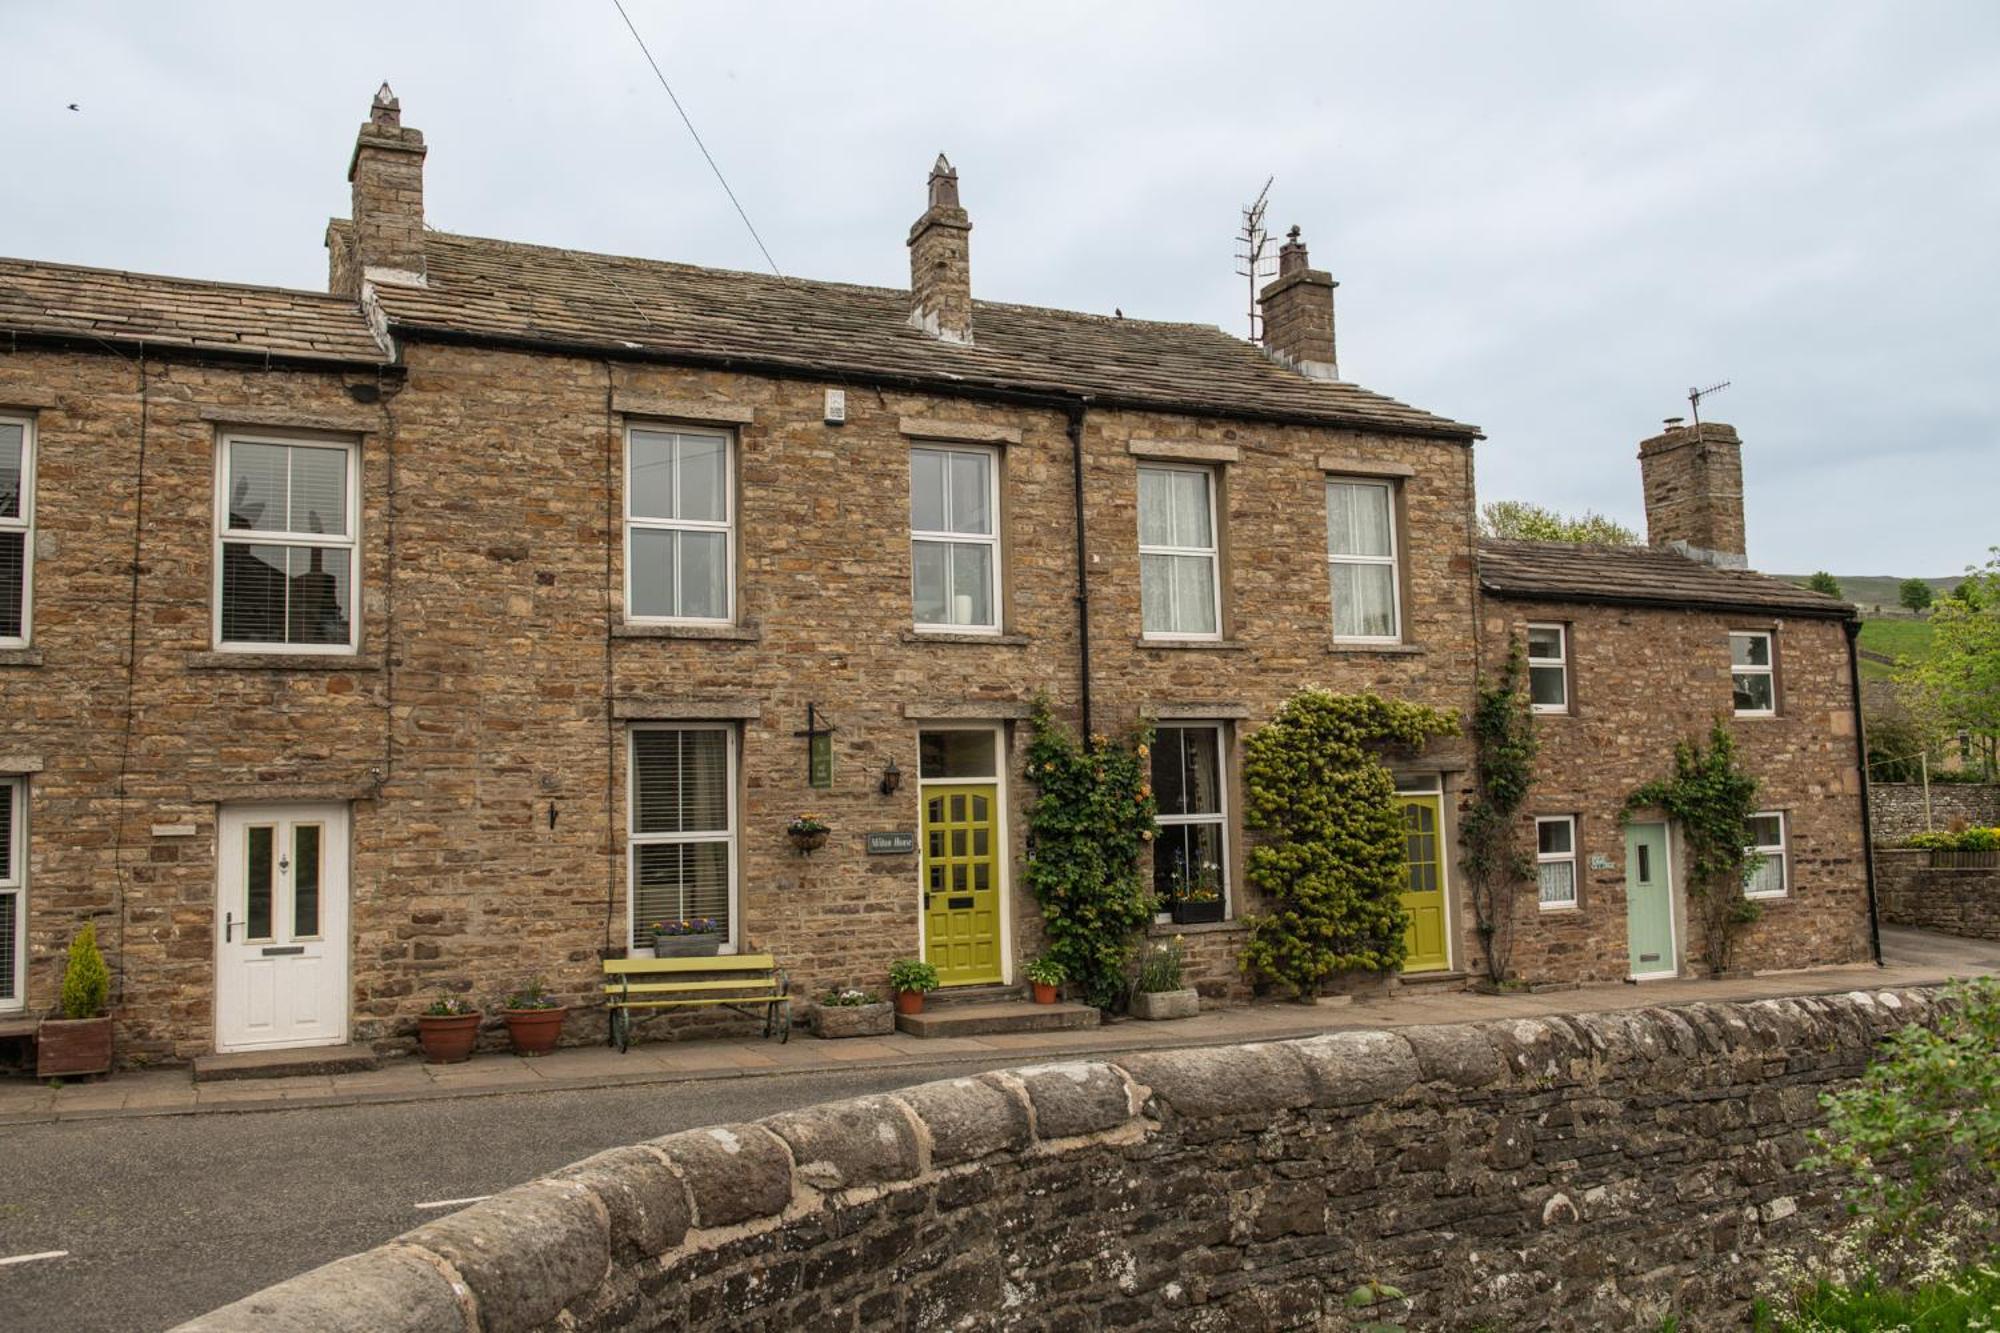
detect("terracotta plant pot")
[1030,981,1059,1005]
[502,1007,567,1057]
[37,1015,113,1079]
[417,1012,482,1064]
[894,989,926,1016]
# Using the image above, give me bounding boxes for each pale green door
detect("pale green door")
[1624,821,1676,978]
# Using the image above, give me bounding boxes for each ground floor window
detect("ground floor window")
[1151,724,1229,921]
[1537,816,1578,908]
[0,778,23,1009]
[629,726,737,950]
[1744,812,1788,898]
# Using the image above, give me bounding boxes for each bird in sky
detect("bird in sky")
[66,103,79,112]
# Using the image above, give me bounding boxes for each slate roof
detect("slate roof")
[355,227,1480,439]
[1478,539,1855,619]
[0,256,384,365]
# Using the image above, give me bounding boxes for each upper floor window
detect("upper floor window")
[1527,623,1569,712]
[1138,464,1220,639]
[1536,815,1577,909]
[0,777,21,1011]
[1730,631,1775,715]
[1151,724,1229,921]
[216,434,357,652]
[1744,812,1788,898]
[0,415,31,647]
[627,426,733,623]
[910,445,999,631]
[1326,478,1400,641]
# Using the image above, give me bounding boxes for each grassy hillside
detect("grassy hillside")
[1775,573,1962,612]
[1856,619,1934,681]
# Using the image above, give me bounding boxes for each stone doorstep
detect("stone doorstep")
[895,1001,1099,1039]
[1396,970,1470,991]
[921,982,1027,1007]
[191,1043,383,1083]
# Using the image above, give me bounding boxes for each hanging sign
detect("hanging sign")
[795,704,837,789]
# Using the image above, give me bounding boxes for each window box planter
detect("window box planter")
[416,1012,482,1064]
[653,934,723,958]
[502,1007,567,1056]
[809,1000,893,1039]
[37,1015,114,1079]
[1170,899,1225,926]
[1131,988,1200,1021]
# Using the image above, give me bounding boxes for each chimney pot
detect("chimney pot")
[1259,224,1338,379]
[1638,421,1748,568]
[908,154,973,344]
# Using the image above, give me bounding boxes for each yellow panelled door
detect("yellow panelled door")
[922,783,1003,985]
[1398,794,1450,973]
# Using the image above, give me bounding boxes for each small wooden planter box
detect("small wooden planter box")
[653,935,723,958]
[1170,900,1225,925]
[1132,988,1199,1021]
[809,1001,893,1039]
[37,1016,114,1078]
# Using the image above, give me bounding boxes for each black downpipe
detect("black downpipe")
[1066,402,1093,738]
[1843,618,1884,966]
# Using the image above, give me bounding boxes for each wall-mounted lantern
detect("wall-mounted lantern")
[879,757,903,797]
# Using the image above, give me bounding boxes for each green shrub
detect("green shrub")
[1134,938,1185,994]
[1904,826,2000,852]
[1754,1260,2000,1331]
[887,958,939,994]
[1023,956,1066,987]
[59,922,110,1020]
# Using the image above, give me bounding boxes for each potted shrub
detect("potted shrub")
[38,922,113,1079]
[1131,938,1199,1021]
[888,958,940,1015]
[500,978,566,1057]
[1025,956,1066,1005]
[416,994,481,1064]
[650,917,723,958]
[787,814,830,855]
[809,987,893,1039]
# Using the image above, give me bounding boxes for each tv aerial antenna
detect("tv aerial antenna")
[1688,379,1731,429]
[1234,176,1276,342]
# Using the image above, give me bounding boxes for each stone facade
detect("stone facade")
[1869,781,2000,845]
[1877,848,2000,939]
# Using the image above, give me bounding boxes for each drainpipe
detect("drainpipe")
[1066,401,1093,738]
[1843,617,1884,966]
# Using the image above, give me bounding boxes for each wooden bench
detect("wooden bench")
[602,954,791,1052]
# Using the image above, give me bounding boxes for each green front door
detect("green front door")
[1624,821,1676,978]
[1398,794,1450,973]
[922,782,1003,985]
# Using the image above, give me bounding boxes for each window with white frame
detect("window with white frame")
[1527,624,1569,712]
[909,445,999,631]
[629,727,737,950]
[1137,464,1220,638]
[0,778,22,1010]
[0,414,32,647]
[1744,812,1788,898]
[216,434,357,651]
[1731,631,1776,715]
[1151,725,1229,918]
[1326,478,1401,641]
[1536,816,1577,908]
[627,426,734,623]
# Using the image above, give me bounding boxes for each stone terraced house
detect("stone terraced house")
[0,88,1874,1066]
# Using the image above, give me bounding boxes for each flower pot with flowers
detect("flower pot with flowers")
[1024,956,1066,1005]
[500,978,567,1056]
[787,814,830,855]
[416,994,481,1064]
[888,958,940,1015]
[651,917,723,958]
[1166,861,1226,925]
[810,987,893,1038]
[38,922,114,1080]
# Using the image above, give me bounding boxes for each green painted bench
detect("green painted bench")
[602,953,791,1052]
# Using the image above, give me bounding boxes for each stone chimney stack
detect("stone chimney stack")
[330,83,427,296]
[907,155,973,344]
[1258,226,1338,380]
[1638,421,1748,568]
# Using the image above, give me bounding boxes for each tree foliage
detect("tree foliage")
[1805,570,1843,598]
[60,921,110,1020]
[1459,640,1540,982]
[1623,720,1762,975]
[1479,500,1638,546]
[1239,690,1459,997]
[1022,698,1157,1010]
[1896,551,2000,780]
[1899,577,1936,614]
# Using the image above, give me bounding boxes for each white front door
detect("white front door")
[216,802,350,1052]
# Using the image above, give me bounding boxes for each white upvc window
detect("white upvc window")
[0,414,33,648]
[909,444,1000,632]
[1150,724,1230,920]
[1731,631,1776,716]
[1138,464,1221,639]
[628,726,738,952]
[1527,624,1569,713]
[1744,812,1789,899]
[1536,815,1578,909]
[627,425,735,624]
[1326,478,1401,642]
[0,777,23,1011]
[215,433,359,653]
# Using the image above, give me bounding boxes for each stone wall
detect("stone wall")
[1870,782,2000,845]
[181,989,1959,1333]
[1877,848,2000,939]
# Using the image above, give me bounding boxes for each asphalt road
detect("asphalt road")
[0,1058,1036,1333]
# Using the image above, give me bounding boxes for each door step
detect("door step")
[896,1001,1099,1039]
[192,1042,382,1083]
[924,983,1026,1007]
[1397,970,1469,991]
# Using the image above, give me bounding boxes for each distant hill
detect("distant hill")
[1774,573,1962,613]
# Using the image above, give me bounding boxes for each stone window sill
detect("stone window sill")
[1148,919,1248,937]
[0,647,44,668]
[186,651,381,671]
[1133,638,1247,652]
[900,630,1030,647]
[613,622,762,642]
[1328,642,1424,656]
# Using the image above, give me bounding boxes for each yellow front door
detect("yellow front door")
[922,782,1003,985]
[1399,794,1450,973]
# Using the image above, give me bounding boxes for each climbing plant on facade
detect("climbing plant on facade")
[1459,639,1540,983]
[1623,720,1762,975]
[1022,698,1158,1010]
[1239,690,1459,997]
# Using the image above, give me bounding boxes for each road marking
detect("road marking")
[412,1195,490,1211]
[0,1251,68,1268]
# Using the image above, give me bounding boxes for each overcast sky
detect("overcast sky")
[6,3,1995,575]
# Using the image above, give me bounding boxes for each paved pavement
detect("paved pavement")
[0,926,1990,1332]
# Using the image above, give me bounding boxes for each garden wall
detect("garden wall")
[180,989,1958,1333]
[1869,781,2000,844]
[1876,848,2000,940]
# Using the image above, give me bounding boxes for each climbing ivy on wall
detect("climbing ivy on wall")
[1239,690,1459,997]
[1459,640,1540,982]
[1623,720,1763,975]
[1023,698,1158,1010]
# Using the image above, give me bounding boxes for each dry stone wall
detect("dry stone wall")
[180,988,1956,1333]
[1877,849,2000,940]
[1870,782,2000,845]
